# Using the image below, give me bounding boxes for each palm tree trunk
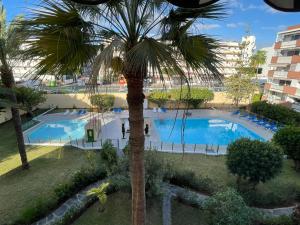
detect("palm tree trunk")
[126,77,146,225]
[0,66,29,169]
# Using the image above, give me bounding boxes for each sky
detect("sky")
[3,0,300,49]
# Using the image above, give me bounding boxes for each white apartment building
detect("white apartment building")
[263,24,300,111]
[258,46,275,80]
[215,35,256,78]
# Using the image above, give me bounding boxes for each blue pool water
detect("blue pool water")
[154,118,264,145]
[27,119,88,142]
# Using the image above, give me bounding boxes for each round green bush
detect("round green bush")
[226,138,283,188]
[203,188,259,225]
[273,127,300,171]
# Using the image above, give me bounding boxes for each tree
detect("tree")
[0,5,29,169]
[273,127,300,171]
[90,94,115,112]
[15,87,46,117]
[225,41,257,106]
[203,188,259,225]
[22,1,224,224]
[226,138,283,189]
[250,50,266,82]
[87,182,110,212]
[225,75,256,106]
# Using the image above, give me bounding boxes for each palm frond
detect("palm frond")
[22,0,99,76]
[126,38,186,82]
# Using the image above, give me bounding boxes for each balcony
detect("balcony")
[281,40,297,48]
[271,55,300,64]
[277,56,292,64]
[287,71,300,79]
[270,84,284,92]
[283,86,297,95]
[273,71,288,78]
[291,55,300,63]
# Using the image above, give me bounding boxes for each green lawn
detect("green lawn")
[159,152,300,207]
[172,200,209,225]
[72,192,163,225]
[0,119,101,224]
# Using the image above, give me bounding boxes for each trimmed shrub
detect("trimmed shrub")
[100,140,118,173]
[90,94,115,112]
[144,151,166,197]
[250,101,300,126]
[166,167,217,195]
[273,126,300,171]
[203,188,260,225]
[227,138,283,189]
[170,87,214,109]
[148,91,169,107]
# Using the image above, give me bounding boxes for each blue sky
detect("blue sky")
[3,0,300,49]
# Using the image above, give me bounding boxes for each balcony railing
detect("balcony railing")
[270,84,284,92]
[273,71,288,78]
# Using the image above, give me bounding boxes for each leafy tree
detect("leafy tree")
[170,87,214,108]
[226,138,283,189]
[90,94,115,112]
[147,91,169,107]
[22,1,224,224]
[225,75,256,106]
[273,127,300,171]
[87,182,110,212]
[203,188,259,225]
[225,41,257,106]
[0,5,29,169]
[14,87,46,117]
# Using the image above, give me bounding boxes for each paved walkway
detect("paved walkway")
[32,180,106,225]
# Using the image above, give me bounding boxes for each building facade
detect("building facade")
[263,24,300,111]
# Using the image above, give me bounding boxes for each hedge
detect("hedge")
[250,101,300,126]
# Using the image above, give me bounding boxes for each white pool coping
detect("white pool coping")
[23,109,274,155]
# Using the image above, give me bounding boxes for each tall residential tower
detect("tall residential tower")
[263,24,300,111]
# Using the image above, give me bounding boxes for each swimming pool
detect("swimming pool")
[153,118,264,145]
[27,119,88,142]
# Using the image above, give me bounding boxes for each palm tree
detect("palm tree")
[250,50,267,81]
[22,1,224,224]
[0,5,29,169]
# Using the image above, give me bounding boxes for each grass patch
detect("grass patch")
[72,192,162,225]
[158,152,300,207]
[172,199,209,225]
[0,117,102,224]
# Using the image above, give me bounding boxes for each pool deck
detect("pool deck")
[23,109,274,155]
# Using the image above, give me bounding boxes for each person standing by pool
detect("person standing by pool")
[122,123,125,139]
[145,124,149,136]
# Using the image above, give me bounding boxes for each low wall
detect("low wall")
[38,92,248,109]
[39,93,128,109]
